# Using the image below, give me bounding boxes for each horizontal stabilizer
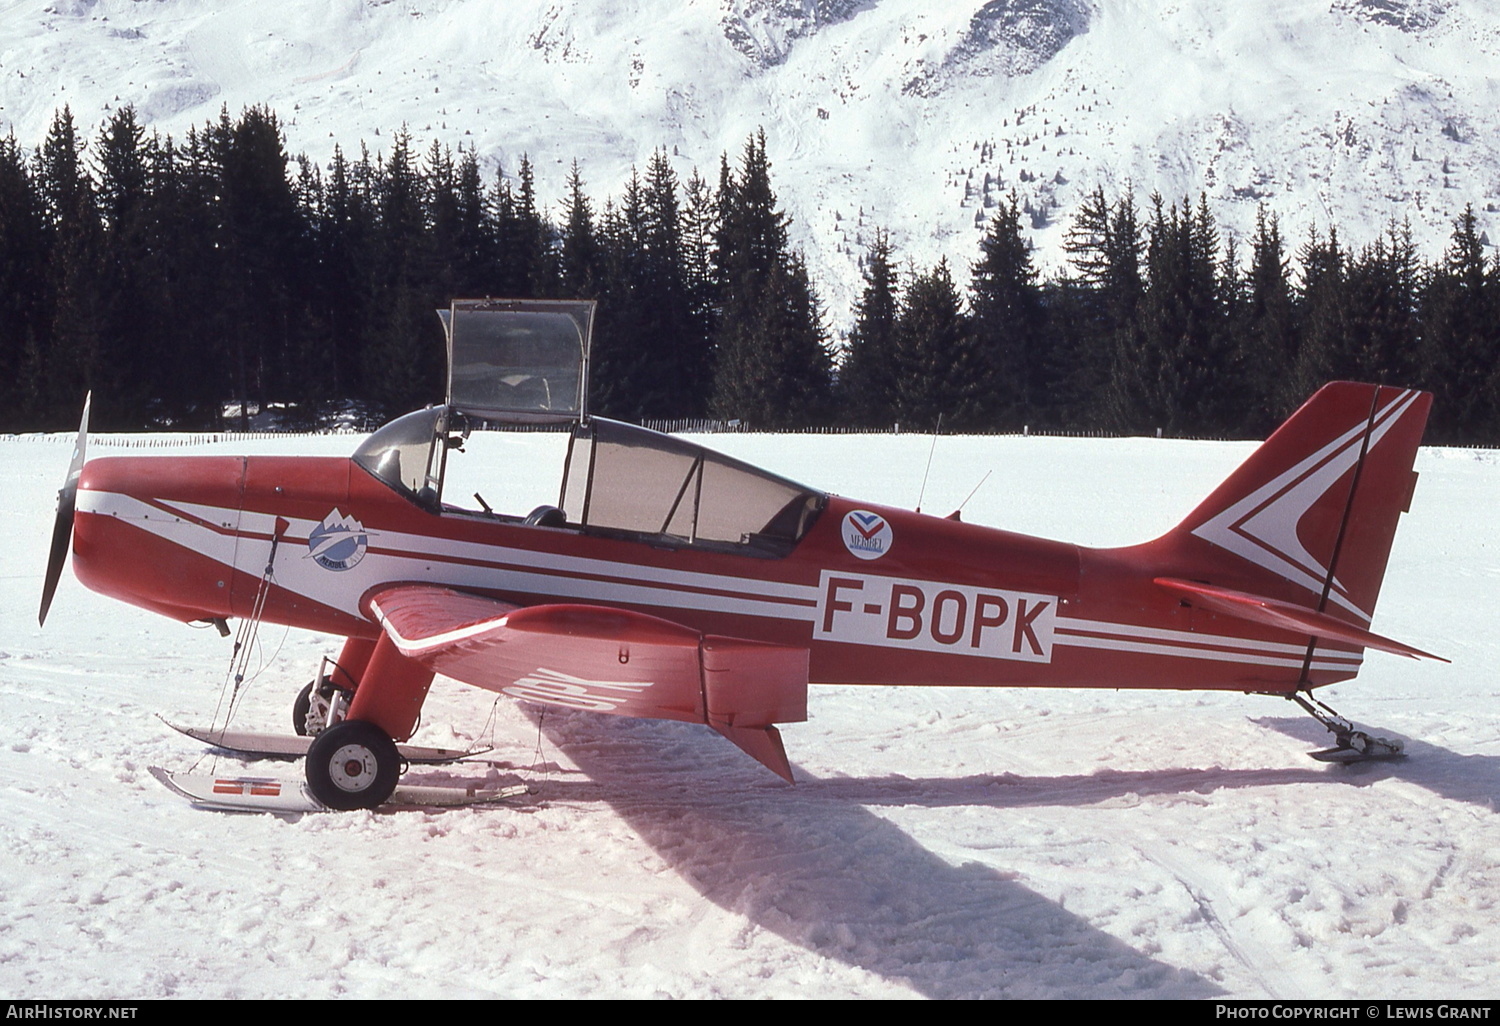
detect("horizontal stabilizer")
[1154,577,1447,662]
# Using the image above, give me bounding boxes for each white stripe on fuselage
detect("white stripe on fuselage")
[83,492,821,625]
[1056,616,1363,664]
[75,490,240,566]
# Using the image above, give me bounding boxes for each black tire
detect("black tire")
[305,720,401,811]
[292,677,340,737]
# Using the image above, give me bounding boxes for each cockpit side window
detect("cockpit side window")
[561,419,825,556]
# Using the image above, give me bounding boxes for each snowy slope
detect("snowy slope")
[2,426,1497,999]
[3,0,1498,319]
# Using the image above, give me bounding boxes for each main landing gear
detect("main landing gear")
[292,676,347,737]
[295,634,435,810]
[155,636,516,812]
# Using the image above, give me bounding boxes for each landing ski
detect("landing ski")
[1308,732,1406,763]
[161,719,488,763]
[149,766,529,813]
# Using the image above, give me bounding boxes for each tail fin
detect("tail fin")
[1164,382,1431,640]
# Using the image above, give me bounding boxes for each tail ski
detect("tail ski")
[1155,382,1443,672]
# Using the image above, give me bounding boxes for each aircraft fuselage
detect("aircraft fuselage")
[72,452,1358,698]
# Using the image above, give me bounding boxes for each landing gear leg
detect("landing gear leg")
[1287,691,1405,762]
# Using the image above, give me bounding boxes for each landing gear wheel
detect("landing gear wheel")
[292,677,343,737]
[305,720,401,810]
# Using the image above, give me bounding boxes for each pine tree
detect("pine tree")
[709,132,830,426]
[1061,188,1143,429]
[714,132,787,288]
[893,259,986,430]
[590,158,707,421]
[971,195,1046,428]
[314,144,378,405]
[93,106,159,424]
[424,140,463,301]
[1129,195,1229,434]
[712,255,832,427]
[1423,206,1497,441]
[1240,208,1298,432]
[452,147,497,294]
[0,131,49,428]
[1344,221,1421,388]
[641,149,709,413]
[214,106,314,420]
[494,155,550,297]
[150,125,232,426]
[838,229,899,427]
[37,106,105,424]
[592,171,651,419]
[1290,225,1347,408]
[558,161,600,300]
[680,167,719,349]
[367,127,441,415]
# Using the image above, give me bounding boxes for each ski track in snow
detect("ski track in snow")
[1,429,1498,998]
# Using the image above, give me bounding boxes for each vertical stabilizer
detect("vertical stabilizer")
[1171,382,1431,629]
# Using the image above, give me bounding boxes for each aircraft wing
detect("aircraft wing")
[367,584,808,781]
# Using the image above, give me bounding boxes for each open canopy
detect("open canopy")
[353,298,825,557]
[439,299,594,422]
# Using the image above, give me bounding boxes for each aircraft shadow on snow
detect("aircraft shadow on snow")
[517,702,1500,997]
[524,707,1225,1000]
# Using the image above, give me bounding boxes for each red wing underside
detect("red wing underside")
[367,584,808,781]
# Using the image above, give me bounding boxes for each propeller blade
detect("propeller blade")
[39,393,90,627]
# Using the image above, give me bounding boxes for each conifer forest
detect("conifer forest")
[2,105,1497,443]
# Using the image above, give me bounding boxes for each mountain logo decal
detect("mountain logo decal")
[307,510,369,571]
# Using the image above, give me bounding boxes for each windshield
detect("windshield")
[352,407,447,506]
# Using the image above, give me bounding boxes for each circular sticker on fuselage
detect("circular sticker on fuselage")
[842,510,892,560]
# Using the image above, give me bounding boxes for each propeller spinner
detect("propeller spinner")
[39,393,90,627]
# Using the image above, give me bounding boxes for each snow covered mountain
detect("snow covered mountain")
[3,0,1498,318]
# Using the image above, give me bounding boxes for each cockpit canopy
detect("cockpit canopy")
[561,418,823,556]
[352,409,824,557]
[353,298,822,557]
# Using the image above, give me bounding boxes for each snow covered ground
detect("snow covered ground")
[1,425,1497,998]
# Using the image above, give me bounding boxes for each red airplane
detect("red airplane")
[39,300,1444,810]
